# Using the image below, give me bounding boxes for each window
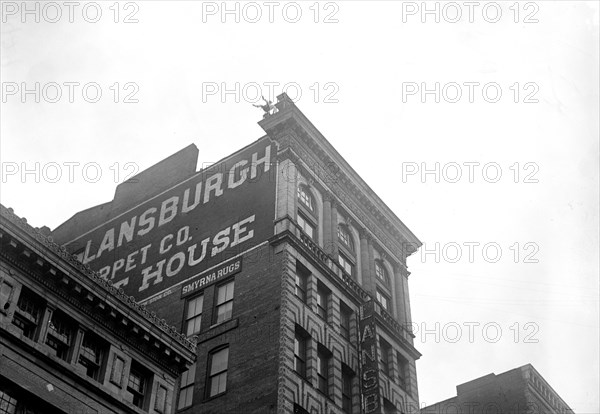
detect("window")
[379,338,391,377]
[342,365,354,414]
[78,331,106,381]
[293,404,310,414]
[375,261,390,285]
[338,253,354,276]
[185,295,203,336]
[0,389,17,414]
[294,326,308,378]
[127,362,150,409]
[214,281,234,324]
[295,262,309,303]
[397,352,409,391]
[207,347,229,397]
[316,283,330,320]
[12,288,43,340]
[46,310,74,361]
[339,302,352,340]
[376,289,390,312]
[178,363,196,410]
[316,345,331,395]
[297,213,315,239]
[383,399,397,414]
[297,185,315,212]
[337,225,354,252]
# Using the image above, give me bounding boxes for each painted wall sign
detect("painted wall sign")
[181,258,242,298]
[360,300,382,414]
[66,139,276,301]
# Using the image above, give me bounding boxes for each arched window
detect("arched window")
[375,261,390,286]
[297,185,315,213]
[337,224,354,252]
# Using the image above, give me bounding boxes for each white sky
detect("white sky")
[1,1,598,412]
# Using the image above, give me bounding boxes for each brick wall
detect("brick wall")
[147,244,283,414]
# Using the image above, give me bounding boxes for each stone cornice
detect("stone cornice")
[277,141,407,267]
[260,94,422,253]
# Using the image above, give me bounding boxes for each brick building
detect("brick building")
[50,93,423,414]
[0,204,196,414]
[420,364,574,414]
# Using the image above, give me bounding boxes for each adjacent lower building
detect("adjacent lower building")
[420,364,574,414]
[0,204,196,414]
[49,93,423,413]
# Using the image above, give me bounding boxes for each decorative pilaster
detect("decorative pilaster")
[359,228,372,293]
[367,235,377,297]
[393,265,409,326]
[322,191,333,255]
[330,200,339,257]
[38,304,55,344]
[70,326,86,365]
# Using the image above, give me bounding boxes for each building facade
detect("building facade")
[0,205,196,414]
[50,93,422,414]
[420,364,574,414]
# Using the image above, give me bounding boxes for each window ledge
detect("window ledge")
[203,390,227,403]
[195,318,239,344]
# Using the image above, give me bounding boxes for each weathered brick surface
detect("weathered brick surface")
[147,244,283,414]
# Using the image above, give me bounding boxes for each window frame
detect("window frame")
[177,363,196,410]
[12,287,43,341]
[214,280,235,325]
[341,364,355,414]
[338,253,354,277]
[376,289,391,312]
[206,346,229,398]
[296,211,316,240]
[294,262,309,304]
[78,330,107,382]
[339,301,352,341]
[127,362,150,410]
[46,309,75,361]
[294,326,308,379]
[0,389,18,414]
[379,338,392,377]
[316,282,330,321]
[297,184,316,213]
[337,224,355,253]
[316,344,331,396]
[184,294,204,337]
[375,260,391,286]
[396,352,409,391]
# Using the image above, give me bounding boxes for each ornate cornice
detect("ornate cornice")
[0,204,196,357]
[261,95,422,254]
[274,128,412,263]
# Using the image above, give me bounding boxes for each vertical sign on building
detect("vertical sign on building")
[360,300,381,414]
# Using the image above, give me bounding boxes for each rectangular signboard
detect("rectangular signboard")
[65,138,277,301]
[181,258,242,298]
[360,300,382,414]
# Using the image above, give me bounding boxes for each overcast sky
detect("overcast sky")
[1,1,599,412]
